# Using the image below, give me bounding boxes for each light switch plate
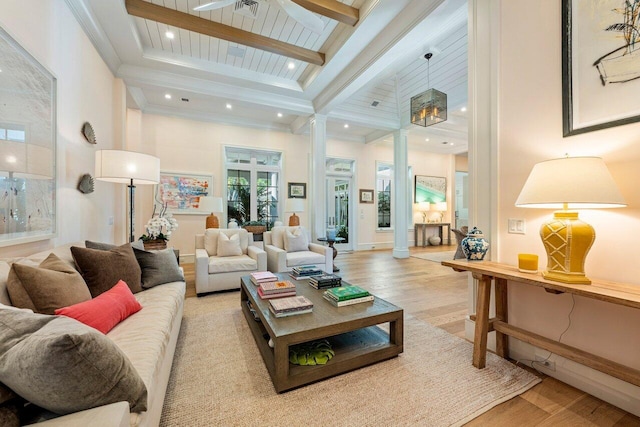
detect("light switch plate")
[508,218,525,234]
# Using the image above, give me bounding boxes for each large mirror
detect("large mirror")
[0,27,56,246]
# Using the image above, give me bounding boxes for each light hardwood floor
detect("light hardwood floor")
[181,246,640,426]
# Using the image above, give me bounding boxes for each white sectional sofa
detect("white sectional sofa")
[0,242,185,427]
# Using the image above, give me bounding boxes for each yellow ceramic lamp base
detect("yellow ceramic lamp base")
[540,211,594,285]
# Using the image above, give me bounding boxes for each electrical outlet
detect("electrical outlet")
[535,356,556,371]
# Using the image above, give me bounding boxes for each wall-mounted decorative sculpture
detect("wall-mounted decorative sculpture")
[77,174,95,194]
[81,122,96,144]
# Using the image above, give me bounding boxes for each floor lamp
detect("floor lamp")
[95,150,160,242]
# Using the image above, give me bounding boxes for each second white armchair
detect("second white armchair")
[263,226,332,273]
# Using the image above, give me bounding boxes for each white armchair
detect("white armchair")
[263,226,332,273]
[195,228,267,296]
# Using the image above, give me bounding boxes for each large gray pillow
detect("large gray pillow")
[133,247,184,289]
[71,244,142,297]
[0,308,147,415]
[85,240,144,251]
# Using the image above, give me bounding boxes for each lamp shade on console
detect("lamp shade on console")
[285,199,304,226]
[515,157,626,284]
[199,196,224,229]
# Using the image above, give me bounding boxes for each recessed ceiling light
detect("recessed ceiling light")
[450,142,455,146]
[164,93,172,99]
[461,107,467,112]
[226,103,232,109]
[288,62,295,70]
[277,112,283,118]
[425,138,430,142]
[344,124,349,129]
[165,31,175,39]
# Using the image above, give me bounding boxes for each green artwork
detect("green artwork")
[415,175,446,203]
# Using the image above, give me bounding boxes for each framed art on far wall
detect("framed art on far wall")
[288,182,306,199]
[414,175,446,204]
[155,172,212,214]
[359,189,374,203]
[562,0,640,136]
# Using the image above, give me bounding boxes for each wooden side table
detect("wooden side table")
[317,236,345,272]
[414,222,451,247]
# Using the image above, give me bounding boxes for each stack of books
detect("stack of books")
[258,280,296,299]
[250,271,278,287]
[289,265,323,280]
[309,273,342,289]
[323,285,374,307]
[269,295,314,318]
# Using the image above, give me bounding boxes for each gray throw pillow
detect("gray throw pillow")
[0,308,147,415]
[133,248,184,289]
[85,240,145,251]
[71,244,142,297]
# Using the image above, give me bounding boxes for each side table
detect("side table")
[317,236,345,272]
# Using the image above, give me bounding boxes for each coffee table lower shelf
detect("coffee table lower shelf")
[241,303,403,392]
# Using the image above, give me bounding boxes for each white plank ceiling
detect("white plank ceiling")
[66,0,469,154]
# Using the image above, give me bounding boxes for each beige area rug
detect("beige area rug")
[160,293,540,427]
[411,251,457,263]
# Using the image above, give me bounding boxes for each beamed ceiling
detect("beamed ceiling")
[66,0,469,154]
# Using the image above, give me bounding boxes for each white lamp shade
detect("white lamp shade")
[285,198,305,213]
[417,202,431,212]
[198,196,223,213]
[515,157,626,209]
[434,202,447,211]
[95,150,160,185]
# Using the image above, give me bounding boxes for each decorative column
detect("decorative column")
[309,114,327,241]
[392,129,409,259]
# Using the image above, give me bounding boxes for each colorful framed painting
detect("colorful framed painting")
[155,172,212,214]
[0,28,57,247]
[562,0,640,136]
[414,175,446,204]
[288,182,306,199]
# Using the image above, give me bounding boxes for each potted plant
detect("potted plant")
[139,203,179,250]
[242,220,266,235]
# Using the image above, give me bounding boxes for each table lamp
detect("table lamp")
[515,157,626,284]
[285,199,304,226]
[95,150,160,242]
[434,201,447,222]
[417,202,430,223]
[198,196,224,229]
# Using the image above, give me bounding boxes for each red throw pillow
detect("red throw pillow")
[54,280,142,334]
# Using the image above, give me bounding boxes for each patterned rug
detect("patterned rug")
[160,292,540,427]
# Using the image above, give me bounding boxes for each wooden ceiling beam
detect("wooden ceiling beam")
[291,0,359,26]
[125,0,325,66]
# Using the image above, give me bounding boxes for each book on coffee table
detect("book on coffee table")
[323,293,374,307]
[259,280,295,294]
[259,288,297,299]
[269,295,313,317]
[250,271,278,286]
[324,285,370,302]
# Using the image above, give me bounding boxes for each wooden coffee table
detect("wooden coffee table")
[240,274,404,393]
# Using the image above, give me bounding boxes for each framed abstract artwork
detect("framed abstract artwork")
[155,172,212,214]
[414,175,446,204]
[0,28,57,247]
[562,0,640,136]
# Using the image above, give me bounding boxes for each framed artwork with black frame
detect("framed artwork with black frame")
[359,189,374,204]
[562,0,640,136]
[288,182,306,199]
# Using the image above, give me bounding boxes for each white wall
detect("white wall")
[0,1,122,257]
[494,0,640,414]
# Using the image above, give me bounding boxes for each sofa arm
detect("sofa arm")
[26,401,130,427]
[309,243,333,273]
[195,248,210,290]
[247,246,267,271]
[264,244,286,272]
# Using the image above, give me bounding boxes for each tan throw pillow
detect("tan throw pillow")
[71,244,142,297]
[6,253,91,315]
[204,229,219,256]
[217,232,242,257]
[284,227,309,252]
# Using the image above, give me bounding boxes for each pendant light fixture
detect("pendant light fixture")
[411,53,447,127]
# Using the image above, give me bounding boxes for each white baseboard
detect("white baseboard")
[180,254,194,264]
[465,318,640,417]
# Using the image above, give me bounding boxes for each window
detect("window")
[0,124,26,142]
[376,163,413,229]
[225,147,282,228]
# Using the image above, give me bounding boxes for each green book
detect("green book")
[325,285,369,301]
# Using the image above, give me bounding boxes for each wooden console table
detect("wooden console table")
[414,222,451,247]
[441,260,640,387]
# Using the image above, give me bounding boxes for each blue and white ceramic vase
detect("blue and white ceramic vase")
[461,227,489,260]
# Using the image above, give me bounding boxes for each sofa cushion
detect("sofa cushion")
[71,244,142,297]
[284,227,309,252]
[133,247,184,289]
[204,229,249,256]
[217,232,243,257]
[85,240,145,251]
[270,226,287,249]
[0,307,147,415]
[55,280,142,334]
[208,255,257,274]
[6,253,91,315]
[286,251,326,268]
